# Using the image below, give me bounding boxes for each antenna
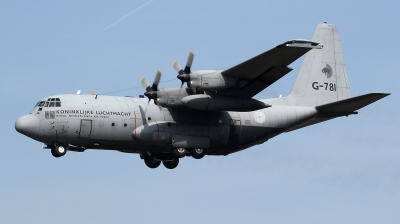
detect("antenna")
[76,90,81,95]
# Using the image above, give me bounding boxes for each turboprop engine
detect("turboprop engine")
[156,88,190,107]
[187,70,237,92]
[173,52,238,94]
[140,52,269,111]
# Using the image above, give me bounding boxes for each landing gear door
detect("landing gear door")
[79,119,92,138]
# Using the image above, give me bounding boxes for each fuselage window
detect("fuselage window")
[56,102,61,107]
[49,102,55,107]
[45,111,55,119]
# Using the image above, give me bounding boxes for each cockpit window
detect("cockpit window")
[35,99,62,108]
[37,101,46,107]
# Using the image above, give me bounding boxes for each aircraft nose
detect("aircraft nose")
[15,114,40,138]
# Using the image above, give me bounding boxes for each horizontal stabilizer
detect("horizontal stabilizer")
[316,93,390,117]
[286,93,389,132]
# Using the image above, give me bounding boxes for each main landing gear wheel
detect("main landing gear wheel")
[51,144,67,158]
[172,147,187,158]
[190,148,205,159]
[144,156,161,169]
[163,157,179,169]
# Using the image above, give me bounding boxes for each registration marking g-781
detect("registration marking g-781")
[312,82,336,91]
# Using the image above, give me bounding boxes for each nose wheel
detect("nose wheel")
[51,144,67,158]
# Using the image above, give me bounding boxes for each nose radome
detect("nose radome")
[15,114,40,138]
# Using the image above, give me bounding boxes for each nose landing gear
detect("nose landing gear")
[51,144,67,158]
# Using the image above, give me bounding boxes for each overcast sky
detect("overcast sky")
[1,1,399,223]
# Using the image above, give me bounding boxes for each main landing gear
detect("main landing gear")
[189,148,206,159]
[142,147,206,169]
[163,157,179,169]
[143,154,179,169]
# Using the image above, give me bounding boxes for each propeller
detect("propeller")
[173,51,194,88]
[141,70,162,103]
[141,70,163,114]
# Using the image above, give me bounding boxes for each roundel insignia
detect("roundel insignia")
[322,64,332,78]
[254,111,265,124]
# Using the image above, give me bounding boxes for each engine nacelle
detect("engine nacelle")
[156,88,190,108]
[181,94,270,112]
[189,70,237,91]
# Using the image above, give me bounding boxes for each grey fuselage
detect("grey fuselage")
[20,94,317,156]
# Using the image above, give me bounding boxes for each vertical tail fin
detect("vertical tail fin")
[288,23,351,106]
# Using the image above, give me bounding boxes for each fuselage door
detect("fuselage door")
[79,119,92,138]
[228,119,241,146]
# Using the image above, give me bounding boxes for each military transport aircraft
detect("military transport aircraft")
[15,23,389,169]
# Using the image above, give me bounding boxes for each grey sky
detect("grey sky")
[1,0,399,223]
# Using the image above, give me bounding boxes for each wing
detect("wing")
[209,40,322,98]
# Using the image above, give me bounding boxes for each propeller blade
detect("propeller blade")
[140,76,149,88]
[184,51,194,74]
[151,70,162,91]
[191,85,197,94]
[173,60,184,75]
[141,76,152,93]
[176,87,183,102]
[144,99,150,115]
